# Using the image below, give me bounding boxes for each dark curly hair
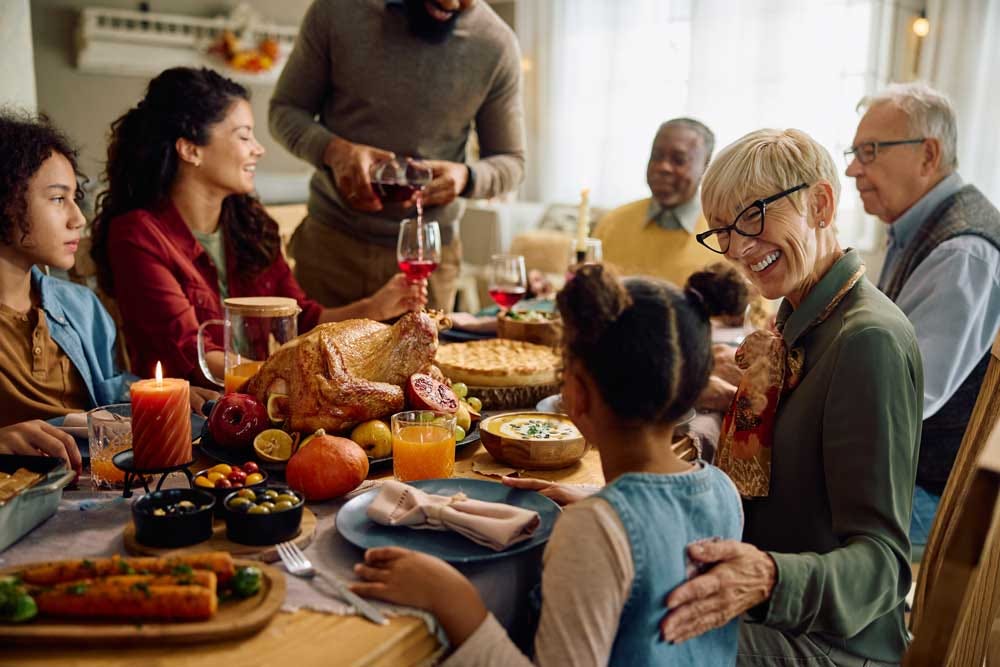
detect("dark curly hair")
[0,109,82,246]
[91,67,280,294]
[558,263,748,425]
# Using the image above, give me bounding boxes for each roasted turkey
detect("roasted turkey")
[245,311,443,432]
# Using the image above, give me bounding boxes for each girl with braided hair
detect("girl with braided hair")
[349,263,748,666]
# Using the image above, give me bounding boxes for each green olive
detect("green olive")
[259,501,276,511]
[227,497,252,511]
[273,500,294,512]
[237,489,257,500]
[275,494,298,505]
[263,490,279,500]
[247,504,271,515]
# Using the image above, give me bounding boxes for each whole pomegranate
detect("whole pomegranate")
[285,430,369,501]
[405,373,458,413]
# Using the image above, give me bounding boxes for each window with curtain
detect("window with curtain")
[517,0,892,250]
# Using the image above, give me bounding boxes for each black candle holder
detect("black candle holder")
[112,449,194,498]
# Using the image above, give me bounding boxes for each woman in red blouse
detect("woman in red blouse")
[91,67,424,385]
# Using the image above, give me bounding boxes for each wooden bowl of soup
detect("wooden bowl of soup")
[479,412,587,470]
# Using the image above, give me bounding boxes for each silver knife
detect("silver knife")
[315,572,389,625]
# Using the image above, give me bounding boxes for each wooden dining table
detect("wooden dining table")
[1,436,626,667]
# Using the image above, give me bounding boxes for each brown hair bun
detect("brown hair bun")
[684,263,749,320]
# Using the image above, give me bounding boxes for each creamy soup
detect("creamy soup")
[487,415,581,441]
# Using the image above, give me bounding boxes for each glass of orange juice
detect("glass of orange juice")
[87,403,133,489]
[391,411,457,482]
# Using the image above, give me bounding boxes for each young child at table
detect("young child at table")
[350,263,748,666]
[0,111,214,468]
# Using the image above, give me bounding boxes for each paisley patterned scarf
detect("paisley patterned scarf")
[715,264,866,498]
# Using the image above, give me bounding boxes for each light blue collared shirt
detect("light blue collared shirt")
[33,266,136,408]
[877,173,1000,418]
[646,195,701,233]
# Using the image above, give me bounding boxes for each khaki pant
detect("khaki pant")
[289,217,461,312]
[738,622,899,667]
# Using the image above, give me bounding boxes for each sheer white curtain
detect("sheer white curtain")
[517,0,891,249]
[919,0,1000,205]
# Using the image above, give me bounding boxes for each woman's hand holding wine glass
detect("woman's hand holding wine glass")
[488,254,527,312]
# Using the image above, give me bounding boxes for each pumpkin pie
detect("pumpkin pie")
[435,339,561,388]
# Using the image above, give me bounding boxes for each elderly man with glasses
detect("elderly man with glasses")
[845,82,1000,551]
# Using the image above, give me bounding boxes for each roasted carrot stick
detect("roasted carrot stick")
[34,584,217,621]
[19,553,235,586]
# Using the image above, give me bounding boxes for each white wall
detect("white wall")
[1,0,38,112]
[30,0,313,194]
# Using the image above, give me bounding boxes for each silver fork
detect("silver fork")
[275,541,388,626]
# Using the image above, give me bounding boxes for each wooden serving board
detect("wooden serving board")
[0,558,285,646]
[122,507,317,563]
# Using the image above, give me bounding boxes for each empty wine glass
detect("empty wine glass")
[371,157,432,209]
[397,219,441,284]
[488,254,527,311]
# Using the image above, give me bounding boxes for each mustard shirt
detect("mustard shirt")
[0,303,89,427]
[593,197,720,286]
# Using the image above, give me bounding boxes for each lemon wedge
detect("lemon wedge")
[253,428,294,462]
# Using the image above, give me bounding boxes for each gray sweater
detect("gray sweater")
[269,0,526,246]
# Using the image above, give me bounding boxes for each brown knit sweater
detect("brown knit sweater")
[269,0,526,246]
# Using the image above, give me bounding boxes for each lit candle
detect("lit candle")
[130,362,191,470]
[576,188,591,255]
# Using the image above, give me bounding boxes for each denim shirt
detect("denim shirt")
[32,267,135,408]
[596,465,743,665]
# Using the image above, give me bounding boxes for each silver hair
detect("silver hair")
[658,117,716,165]
[858,82,958,170]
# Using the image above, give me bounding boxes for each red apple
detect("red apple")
[207,393,269,448]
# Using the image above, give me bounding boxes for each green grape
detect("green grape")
[451,382,469,399]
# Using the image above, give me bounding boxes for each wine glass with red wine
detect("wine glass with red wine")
[371,157,433,210]
[488,254,527,311]
[397,219,441,284]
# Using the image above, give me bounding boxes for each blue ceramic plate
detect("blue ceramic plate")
[336,478,560,563]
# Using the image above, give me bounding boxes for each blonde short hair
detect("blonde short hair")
[858,82,958,170]
[701,128,841,227]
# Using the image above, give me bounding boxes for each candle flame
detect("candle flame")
[155,361,163,384]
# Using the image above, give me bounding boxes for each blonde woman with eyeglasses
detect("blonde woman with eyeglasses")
[662,128,922,667]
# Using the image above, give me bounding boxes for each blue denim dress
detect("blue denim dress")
[596,464,742,665]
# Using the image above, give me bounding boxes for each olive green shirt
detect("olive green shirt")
[743,249,923,661]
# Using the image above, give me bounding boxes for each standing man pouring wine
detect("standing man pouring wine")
[270,0,526,312]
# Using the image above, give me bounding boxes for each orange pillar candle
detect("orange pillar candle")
[130,362,192,469]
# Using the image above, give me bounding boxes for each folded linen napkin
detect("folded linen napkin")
[366,480,541,551]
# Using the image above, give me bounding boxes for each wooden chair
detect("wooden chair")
[906,332,1000,666]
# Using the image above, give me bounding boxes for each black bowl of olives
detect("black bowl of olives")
[222,486,304,546]
[132,488,216,548]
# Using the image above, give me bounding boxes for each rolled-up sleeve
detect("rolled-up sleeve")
[765,326,922,636]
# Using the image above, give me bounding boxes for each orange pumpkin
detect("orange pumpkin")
[285,431,369,501]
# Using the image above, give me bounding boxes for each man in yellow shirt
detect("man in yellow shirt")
[594,118,718,285]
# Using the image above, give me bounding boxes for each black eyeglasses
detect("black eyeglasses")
[696,183,809,254]
[843,138,925,166]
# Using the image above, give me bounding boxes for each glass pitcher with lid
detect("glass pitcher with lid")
[197,296,300,393]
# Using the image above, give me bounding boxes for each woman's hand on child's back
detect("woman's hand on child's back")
[351,546,487,646]
[501,476,594,506]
